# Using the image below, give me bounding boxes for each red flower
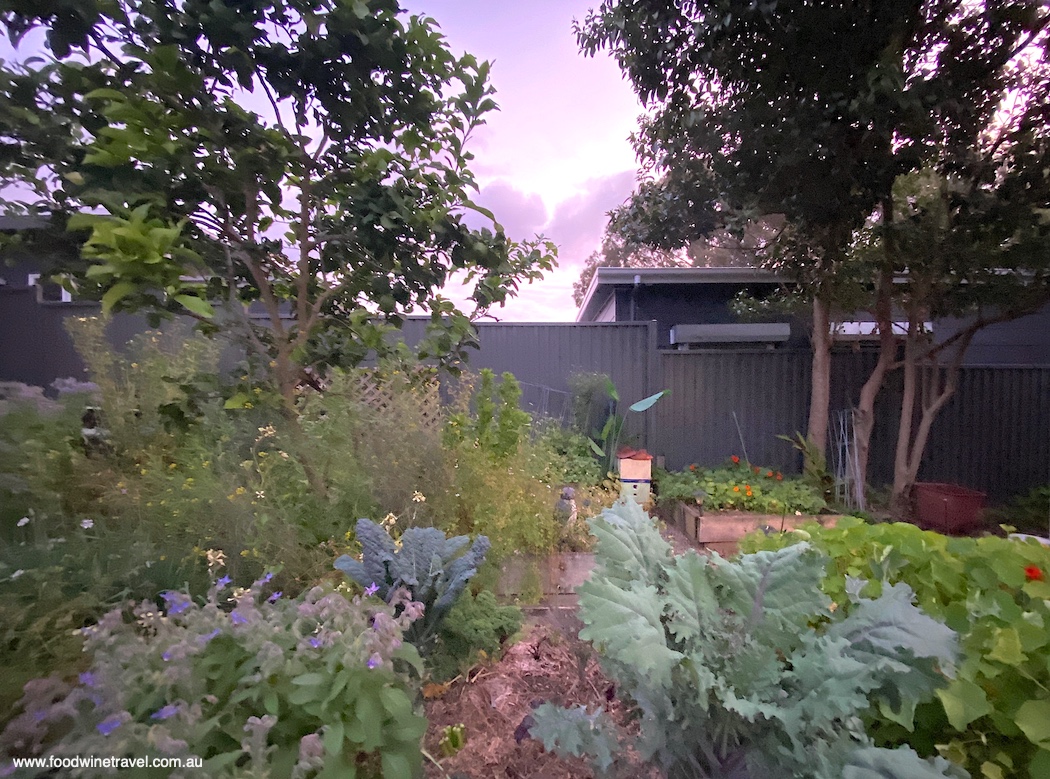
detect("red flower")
[753,466,761,474]
[776,473,783,481]
[731,455,740,464]
[689,464,698,472]
[1025,566,1044,582]
[766,470,774,478]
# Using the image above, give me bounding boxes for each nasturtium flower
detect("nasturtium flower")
[731,456,740,464]
[733,486,740,493]
[1025,565,1044,582]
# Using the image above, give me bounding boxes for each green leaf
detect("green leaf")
[1015,699,1050,748]
[578,578,682,688]
[628,389,669,412]
[936,678,993,730]
[987,627,1025,666]
[101,281,136,314]
[173,294,214,318]
[223,392,252,409]
[323,719,345,757]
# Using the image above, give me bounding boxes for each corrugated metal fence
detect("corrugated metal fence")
[453,321,1049,501]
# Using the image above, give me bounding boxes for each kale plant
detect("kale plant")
[335,519,490,655]
[530,500,967,779]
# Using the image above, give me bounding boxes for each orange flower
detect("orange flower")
[689,463,698,472]
[733,486,740,492]
[776,473,783,481]
[745,484,751,491]
[753,466,761,474]
[1025,565,1045,582]
[766,470,774,478]
[731,455,740,464]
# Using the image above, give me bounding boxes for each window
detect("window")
[27,273,73,303]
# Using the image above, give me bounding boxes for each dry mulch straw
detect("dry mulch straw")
[422,618,660,779]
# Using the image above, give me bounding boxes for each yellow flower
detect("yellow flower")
[168,463,177,470]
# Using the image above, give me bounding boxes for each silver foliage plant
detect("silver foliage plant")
[335,518,490,655]
[530,500,968,779]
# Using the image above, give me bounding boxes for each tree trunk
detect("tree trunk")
[852,269,896,498]
[807,296,832,465]
[890,325,975,520]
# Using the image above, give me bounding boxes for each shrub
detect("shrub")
[531,500,963,779]
[334,518,490,656]
[0,578,427,779]
[742,517,1050,779]
[428,590,523,681]
[654,459,826,515]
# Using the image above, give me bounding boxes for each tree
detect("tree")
[578,0,1049,482]
[572,231,686,308]
[0,0,555,492]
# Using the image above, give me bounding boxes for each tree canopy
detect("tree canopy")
[0,0,555,406]
[579,0,1050,483]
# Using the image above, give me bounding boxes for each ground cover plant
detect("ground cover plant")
[1,576,428,778]
[654,457,826,515]
[742,517,1050,779]
[531,500,962,778]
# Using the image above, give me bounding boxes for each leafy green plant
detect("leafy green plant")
[530,500,963,779]
[654,460,826,515]
[428,590,522,681]
[986,485,1050,536]
[0,579,427,778]
[588,378,668,475]
[335,519,490,656]
[439,724,467,757]
[445,370,531,459]
[743,518,1050,779]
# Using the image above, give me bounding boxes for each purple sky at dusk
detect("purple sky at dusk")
[401,0,643,321]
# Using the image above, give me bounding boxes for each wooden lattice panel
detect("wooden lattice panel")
[352,369,442,430]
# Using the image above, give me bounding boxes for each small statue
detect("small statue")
[554,486,578,525]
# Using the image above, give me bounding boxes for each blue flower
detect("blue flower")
[367,653,381,669]
[78,671,97,688]
[309,636,323,649]
[231,611,248,625]
[364,582,379,597]
[267,591,282,603]
[216,575,232,588]
[197,628,221,645]
[151,704,179,721]
[161,591,191,616]
[162,649,174,662]
[97,716,123,736]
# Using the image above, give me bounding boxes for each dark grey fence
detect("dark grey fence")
[3,305,1046,500]
[450,322,1049,501]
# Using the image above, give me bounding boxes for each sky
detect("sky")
[400,0,643,321]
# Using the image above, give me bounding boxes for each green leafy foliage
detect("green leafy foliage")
[742,517,1050,778]
[0,581,427,778]
[444,370,531,459]
[532,500,963,779]
[0,0,556,416]
[654,460,826,515]
[428,590,522,681]
[334,518,490,656]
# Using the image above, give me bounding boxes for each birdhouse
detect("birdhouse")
[617,447,653,504]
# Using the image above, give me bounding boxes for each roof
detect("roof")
[576,266,785,322]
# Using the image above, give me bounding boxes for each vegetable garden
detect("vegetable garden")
[0,322,1048,778]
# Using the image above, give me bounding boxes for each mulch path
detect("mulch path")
[422,616,660,779]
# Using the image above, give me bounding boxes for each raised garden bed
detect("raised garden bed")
[656,501,840,556]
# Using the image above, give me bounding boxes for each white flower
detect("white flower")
[411,491,426,503]
[80,518,94,530]
[10,569,25,580]
[795,510,803,516]
[17,517,30,527]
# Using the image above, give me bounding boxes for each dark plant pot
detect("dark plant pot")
[913,482,986,534]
